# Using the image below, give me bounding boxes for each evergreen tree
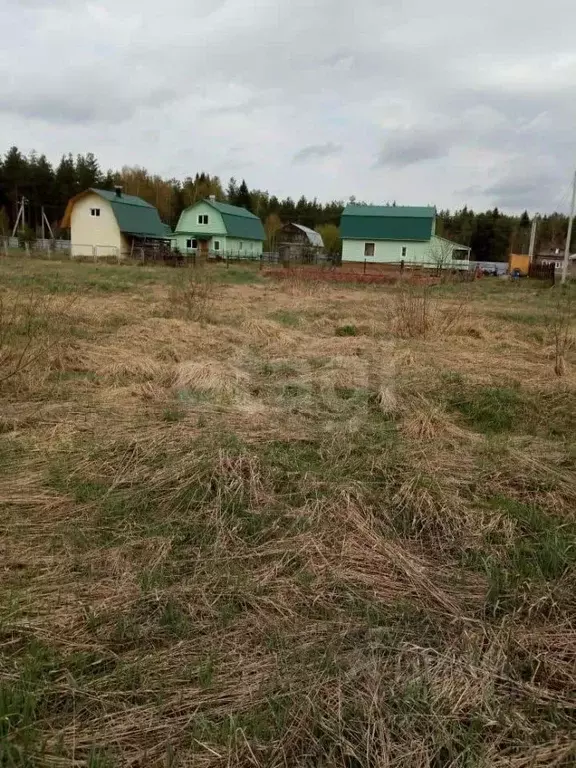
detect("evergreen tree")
[55,153,79,208]
[235,179,252,211]
[76,152,102,190]
[226,177,238,204]
[2,146,28,217]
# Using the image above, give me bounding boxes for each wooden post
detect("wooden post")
[363,259,367,274]
[226,252,229,269]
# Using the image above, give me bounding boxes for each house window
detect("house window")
[239,242,243,251]
[197,214,208,225]
[364,242,375,257]
[401,246,407,258]
[214,241,220,251]
[90,208,100,217]
[186,239,198,249]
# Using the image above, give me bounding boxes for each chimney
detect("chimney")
[209,194,216,202]
[114,185,123,198]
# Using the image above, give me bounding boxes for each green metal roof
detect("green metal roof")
[91,188,168,239]
[341,204,436,241]
[204,199,265,240]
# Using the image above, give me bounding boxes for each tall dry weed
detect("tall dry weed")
[547,288,575,376]
[393,282,469,338]
[169,268,217,322]
[0,287,76,391]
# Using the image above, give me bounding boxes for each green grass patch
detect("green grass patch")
[268,309,301,327]
[335,324,358,336]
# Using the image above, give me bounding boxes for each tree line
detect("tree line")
[0,145,570,259]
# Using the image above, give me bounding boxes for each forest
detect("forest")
[0,145,571,260]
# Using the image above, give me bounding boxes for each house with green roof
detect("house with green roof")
[171,197,265,258]
[62,186,170,259]
[340,205,470,267]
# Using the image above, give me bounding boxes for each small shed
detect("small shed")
[278,223,324,263]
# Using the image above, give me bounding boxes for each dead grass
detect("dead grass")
[1,258,575,767]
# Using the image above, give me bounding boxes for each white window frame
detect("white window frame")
[214,240,220,251]
[364,242,375,257]
[90,208,101,217]
[401,246,407,258]
[197,214,208,225]
[186,238,198,249]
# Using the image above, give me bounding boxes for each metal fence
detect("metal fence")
[1,236,71,252]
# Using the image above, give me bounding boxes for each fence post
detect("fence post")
[259,253,263,271]
[226,252,229,269]
[363,259,366,274]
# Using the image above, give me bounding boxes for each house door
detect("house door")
[199,240,209,257]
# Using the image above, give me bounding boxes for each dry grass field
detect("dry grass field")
[1,257,575,767]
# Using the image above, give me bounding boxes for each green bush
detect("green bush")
[335,324,358,337]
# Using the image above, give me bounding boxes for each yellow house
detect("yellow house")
[62,187,169,259]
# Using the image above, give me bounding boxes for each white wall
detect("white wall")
[342,236,469,265]
[71,193,121,258]
[342,238,432,263]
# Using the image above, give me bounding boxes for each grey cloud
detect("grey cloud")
[483,170,564,211]
[1,0,576,212]
[293,143,342,163]
[377,129,457,168]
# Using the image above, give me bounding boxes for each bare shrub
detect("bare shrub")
[169,269,217,322]
[0,288,76,391]
[394,282,434,337]
[547,288,575,376]
[393,281,470,338]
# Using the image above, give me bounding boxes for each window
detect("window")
[401,246,407,258]
[197,214,208,225]
[239,242,243,251]
[90,208,101,217]
[214,240,220,251]
[186,239,198,249]
[364,242,375,257]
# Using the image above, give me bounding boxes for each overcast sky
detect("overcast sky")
[1,0,576,213]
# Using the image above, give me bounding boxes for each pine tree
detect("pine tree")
[55,154,79,208]
[226,177,238,204]
[236,180,252,211]
[2,147,29,221]
[76,152,102,190]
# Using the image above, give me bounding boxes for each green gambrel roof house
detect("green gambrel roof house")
[340,204,470,266]
[172,197,265,256]
[63,187,169,239]
[62,186,171,259]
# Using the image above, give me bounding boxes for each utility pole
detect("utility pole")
[11,197,26,237]
[41,205,45,242]
[528,216,538,261]
[562,169,576,285]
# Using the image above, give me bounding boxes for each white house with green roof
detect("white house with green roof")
[340,205,470,267]
[172,197,265,258]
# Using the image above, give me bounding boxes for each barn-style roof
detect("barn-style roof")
[62,188,169,239]
[290,223,324,247]
[201,199,265,240]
